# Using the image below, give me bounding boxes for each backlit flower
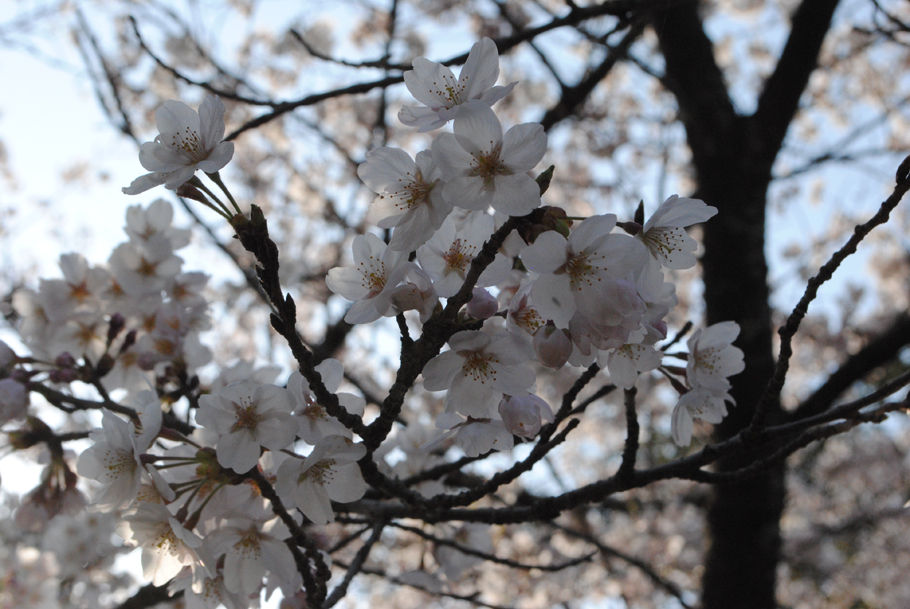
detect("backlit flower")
[123,95,234,194]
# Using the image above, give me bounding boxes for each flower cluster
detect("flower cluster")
[328,38,740,452]
[0,37,749,608]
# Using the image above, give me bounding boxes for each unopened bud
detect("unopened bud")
[499,393,553,439]
[54,353,77,369]
[466,288,498,320]
[107,313,126,343]
[95,354,115,377]
[120,329,138,354]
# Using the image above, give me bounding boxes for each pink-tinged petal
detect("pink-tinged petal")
[460,38,500,97]
[453,103,502,154]
[570,214,617,252]
[501,123,546,171]
[155,100,199,136]
[197,95,226,147]
[491,173,539,216]
[521,231,567,273]
[531,273,575,328]
[443,176,490,210]
[422,350,463,390]
[197,141,234,172]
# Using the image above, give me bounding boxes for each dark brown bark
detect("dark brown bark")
[651,0,840,607]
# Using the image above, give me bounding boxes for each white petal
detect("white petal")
[460,38,500,98]
[197,95,226,148]
[521,231,567,273]
[491,173,539,216]
[453,103,502,155]
[501,123,546,171]
[671,402,693,446]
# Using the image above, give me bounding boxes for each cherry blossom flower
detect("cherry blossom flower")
[123,95,234,194]
[326,233,412,324]
[399,37,516,131]
[521,215,647,328]
[671,387,733,446]
[38,253,109,323]
[196,381,296,473]
[358,148,451,251]
[207,517,297,596]
[169,569,249,609]
[686,321,745,393]
[120,502,207,586]
[639,195,717,269]
[288,358,365,444]
[275,435,367,525]
[422,329,535,418]
[77,398,162,511]
[602,343,663,389]
[670,322,744,446]
[432,102,545,216]
[417,211,510,297]
[125,199,191,251]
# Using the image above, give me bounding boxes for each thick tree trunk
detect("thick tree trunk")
[697,127,783,609]
[650,1,840,606]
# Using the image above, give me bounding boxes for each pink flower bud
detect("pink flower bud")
[467,288,498,319]
[499,393,553,439]
[533,324,572,369]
